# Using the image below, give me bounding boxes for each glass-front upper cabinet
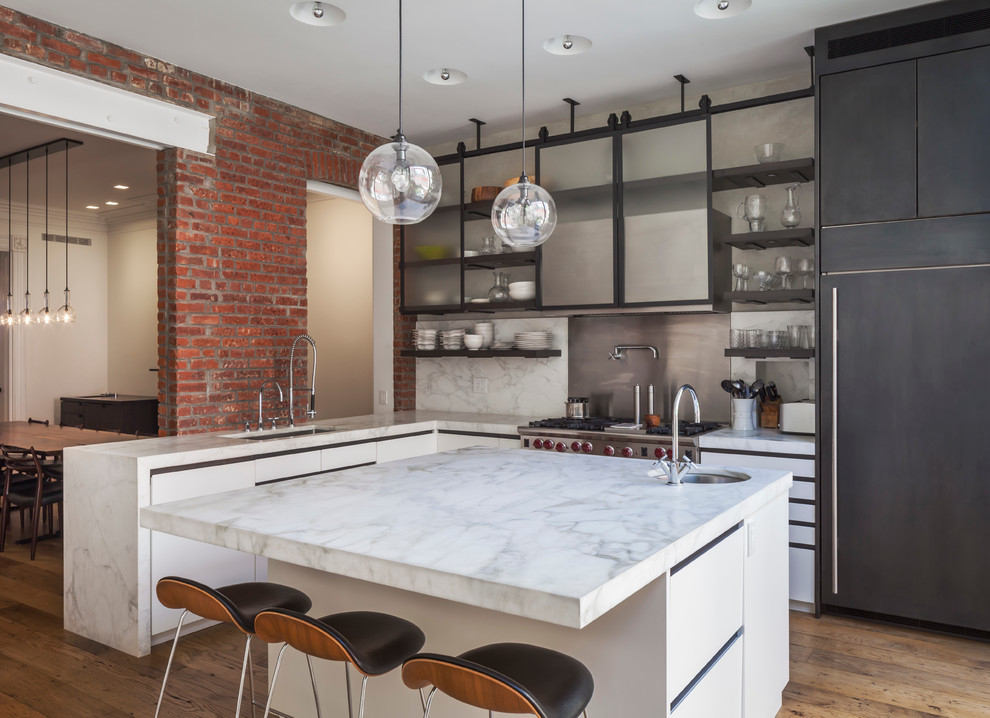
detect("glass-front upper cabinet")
[538,135,616,308]
[621,117,723,306]
[401,158,462,311]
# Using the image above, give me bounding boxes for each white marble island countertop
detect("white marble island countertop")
[141,447,791,629]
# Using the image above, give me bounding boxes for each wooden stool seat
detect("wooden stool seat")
[154,576,312,718]
[403,642,594,718]
[254,607,426,718]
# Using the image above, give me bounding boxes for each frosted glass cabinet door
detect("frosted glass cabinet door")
[621,120,711,305]
[539,136,616,308]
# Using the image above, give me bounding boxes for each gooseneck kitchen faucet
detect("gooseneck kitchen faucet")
[256,380,283,430]
[608,345,659,360]
[287,334,317,427]
[654,384,702,485]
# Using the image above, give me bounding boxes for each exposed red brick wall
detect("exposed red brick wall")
[393,228,416,411]
[0,5,409,434]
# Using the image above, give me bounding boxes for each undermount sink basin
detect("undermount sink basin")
[679,469,750,484]
[224,426,336,441]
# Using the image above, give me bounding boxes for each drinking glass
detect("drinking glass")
[796,257,815,289]
[768,330,787,349]
[774,256,795,290]
[803,325,815,349]
[787,325,802,349]
[757,330,770,348]
[745,329,760,348]
[730,329,745,348]
[732,264,750,291]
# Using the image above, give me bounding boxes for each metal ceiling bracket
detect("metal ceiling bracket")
[468,118,486,151]
[804,46,815,88]
[674,75,690,113]
[563,98,580,133]
[620,110,632,127]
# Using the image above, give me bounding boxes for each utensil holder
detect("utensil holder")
[730,398,758,432]
[760,398,781,429]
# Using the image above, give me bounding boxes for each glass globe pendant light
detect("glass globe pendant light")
[56,148,75,323]
[39,148,53,325]
[2,164,14,327]
[18,158,34,326]
[491,0,557,249]
[358,0,442,225]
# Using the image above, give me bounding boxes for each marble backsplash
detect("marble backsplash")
[415,317,568,416]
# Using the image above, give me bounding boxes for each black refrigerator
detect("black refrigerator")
[816,1,990,634]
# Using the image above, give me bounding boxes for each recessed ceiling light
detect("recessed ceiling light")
[423,68,467,86]
[543,34,592,56]
[85,205,99,210]
[694,0,752,19]
[289,1,345,26]
[105,201,119,206]
[113,184,129,190]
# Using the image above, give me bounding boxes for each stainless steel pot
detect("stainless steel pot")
[566,397,589,419]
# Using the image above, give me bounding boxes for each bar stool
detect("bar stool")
[154,576,312,718]
[254,607,426,718]
[402,642,594,718]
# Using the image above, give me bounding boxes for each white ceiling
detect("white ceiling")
[3,0,931,148]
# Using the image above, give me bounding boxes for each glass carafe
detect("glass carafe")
[488,271,510,302]
[780,184,801,228]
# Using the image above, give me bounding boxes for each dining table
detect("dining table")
[0,421,144,453]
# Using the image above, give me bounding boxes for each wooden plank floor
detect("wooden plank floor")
[1,523,988,716]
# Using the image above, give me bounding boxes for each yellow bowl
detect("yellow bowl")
[414,245,449,261]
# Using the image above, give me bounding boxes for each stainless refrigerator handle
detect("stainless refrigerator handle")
[831,286,839,595]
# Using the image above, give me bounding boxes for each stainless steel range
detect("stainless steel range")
[517,417,722,461]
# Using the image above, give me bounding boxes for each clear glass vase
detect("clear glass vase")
[488,271,510,302]
[780,184,801,228]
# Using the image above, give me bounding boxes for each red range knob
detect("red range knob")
[581,442,593,453]
[571,441,582,453]
[532,439,544,449]
[555,442,567,452]
[621,447,634,458]
[654,447,668,459]
[603,446,615,456]
[545,441,556,451]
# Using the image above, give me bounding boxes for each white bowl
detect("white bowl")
[508,281,535,290]
[463,334,484,350]
[508,287,536,301]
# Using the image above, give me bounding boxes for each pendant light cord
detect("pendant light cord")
[6,164,10,303]
[520,0,526,177]
[44,148,49,298]
[24,159,29,301]
[64,147,69,293]
[397,0,403,138]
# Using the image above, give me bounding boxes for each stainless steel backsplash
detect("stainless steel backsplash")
[568,314,731,423]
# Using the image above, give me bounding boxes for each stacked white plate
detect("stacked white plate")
[491,340,514,350]
[472,321,494,349]
[441,328,466,350]
[514,331,552,350]
[413,329,437,350]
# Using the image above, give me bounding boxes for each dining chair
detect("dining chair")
[0,446,64,560]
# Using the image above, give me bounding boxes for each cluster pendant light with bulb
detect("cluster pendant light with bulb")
[0,138,80,328]
[491,0,557,249]
[358,0,442,225]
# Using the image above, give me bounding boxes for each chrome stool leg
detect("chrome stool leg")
[344,662,354,718]
[357,675,368,718]
[306,654,323,718]
[262,644,290,718]
[154,609,189,718]
[235,634,253,718]
[422,686,437,718]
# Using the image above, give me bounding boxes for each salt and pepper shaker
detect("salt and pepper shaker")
[634,384,641,427]
[648,384,655,417]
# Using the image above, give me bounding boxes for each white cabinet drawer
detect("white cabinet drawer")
[790,479,815,501]
[377,433,437,463]
[436,433,500,452]
[255,450,321,484]
[672,635,742,718]
[151,463,254,504]
[702,451,815,479]
[321,442,376,471]
[789,502,815,524]
[789,546,815,604]
[668,527,744,702]
[789,524,815,545]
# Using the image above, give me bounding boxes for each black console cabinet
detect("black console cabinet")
[60,395,158,435]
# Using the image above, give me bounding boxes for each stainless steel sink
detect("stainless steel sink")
[224,426,336,441]
[679,469,750,484]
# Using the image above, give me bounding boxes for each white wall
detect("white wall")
[106,215,157,396]
[306,194,374,419]
[6,207,109,422]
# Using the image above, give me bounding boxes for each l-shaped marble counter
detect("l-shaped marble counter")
[63,411,530,659]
